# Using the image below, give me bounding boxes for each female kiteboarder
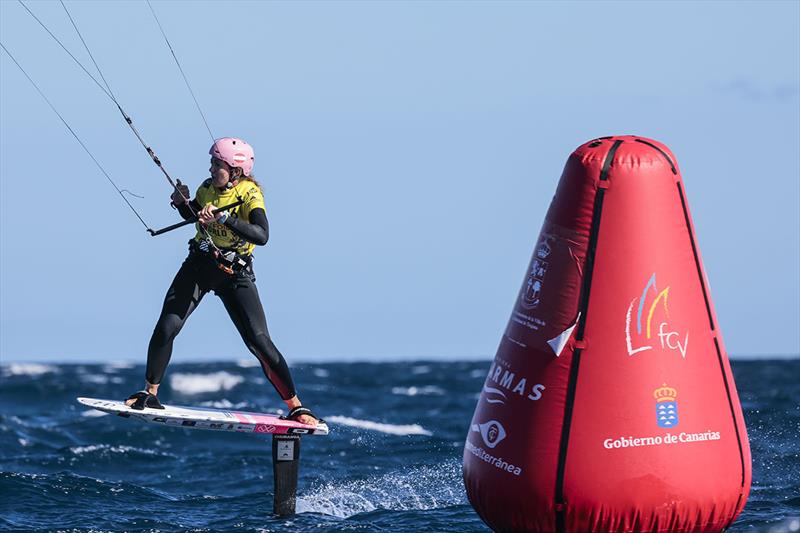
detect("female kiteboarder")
[125,137,319,427]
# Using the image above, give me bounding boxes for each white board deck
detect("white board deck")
[77,397,328,436]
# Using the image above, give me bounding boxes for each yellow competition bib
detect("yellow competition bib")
[192,179,266,255]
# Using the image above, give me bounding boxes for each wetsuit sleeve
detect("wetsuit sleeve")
[175,199,201,221]
[223,208,269,246]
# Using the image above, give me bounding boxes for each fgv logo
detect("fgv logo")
[654,384,679,428]
[471,420,507,449]
[625,273,689,358]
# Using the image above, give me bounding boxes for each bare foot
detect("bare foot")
[284,395,318,426]
[296,414,318,427]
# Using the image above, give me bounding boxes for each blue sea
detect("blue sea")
[1,359,798,532]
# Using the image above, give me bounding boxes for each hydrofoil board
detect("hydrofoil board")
[77,397,328,436]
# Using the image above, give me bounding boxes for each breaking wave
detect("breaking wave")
[326,416,432,436]
[391,385,445,396]
[169,371,244,394]
[68,444,173,458]
[3,363,57,376]
[198,398,249,409]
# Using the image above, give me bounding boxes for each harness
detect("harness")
[190,239,251,275]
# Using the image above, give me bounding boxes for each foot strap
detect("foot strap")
[284,406,323,424]
[126,391,164,410]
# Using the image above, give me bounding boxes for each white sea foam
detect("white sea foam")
[296,460,464,517]
[103,361,135,371]
[170,371,244,394]
[313,368,330,378]
[69,444,168,457]
[758,517,800,533]
[4,363,57,376]
[80,374,109,385]
[391,385,445,396]
[81,409,110,418]
[236,359,260,368]
[470,368,487,378]
[411,365,431,374]
[198,399,249,409]
[326,416,432,436]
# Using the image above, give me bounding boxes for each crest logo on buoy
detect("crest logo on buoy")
[520,235,554,309]
[654,384,679,428]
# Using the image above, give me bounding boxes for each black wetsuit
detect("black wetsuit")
[145,199,296,400]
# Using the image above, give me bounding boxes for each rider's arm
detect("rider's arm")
[175,199,202,221]
[222,208,269,246]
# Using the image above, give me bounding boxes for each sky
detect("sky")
[1,0,798,364]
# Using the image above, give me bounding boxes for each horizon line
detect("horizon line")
[1,353,798,365]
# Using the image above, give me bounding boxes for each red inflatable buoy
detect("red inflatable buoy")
[463,136,751,532]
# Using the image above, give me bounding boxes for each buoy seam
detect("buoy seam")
[715,335,747,530]
[635,139,677,174]
[715,335,747,485]
[678,180,747,526]
[554,139,623,533]
[677,183,715,330]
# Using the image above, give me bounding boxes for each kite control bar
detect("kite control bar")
[147,199,244,236]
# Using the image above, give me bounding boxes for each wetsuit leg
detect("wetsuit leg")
[217,275,297,400]
[146,259,206,384]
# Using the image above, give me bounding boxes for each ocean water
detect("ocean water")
[0,359,797,532]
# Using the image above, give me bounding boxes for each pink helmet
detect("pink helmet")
[209,137,255,176]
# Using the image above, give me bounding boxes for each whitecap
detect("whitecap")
[411,365,431,374]
[81,410,109,418]
[69,444,167,456]
[170,371,244,394]
[80,374,109,385]
[200,398,234,408]
[469,368,487,378]
[326,416,432,436]
[296,460,464,517]
[313,368,330,378]
[390,386,445,396]
[236,359,260,368]
[4,363,57,376]
[103,361,135,371]
[70,444,106,455]
[198,399,249,409]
